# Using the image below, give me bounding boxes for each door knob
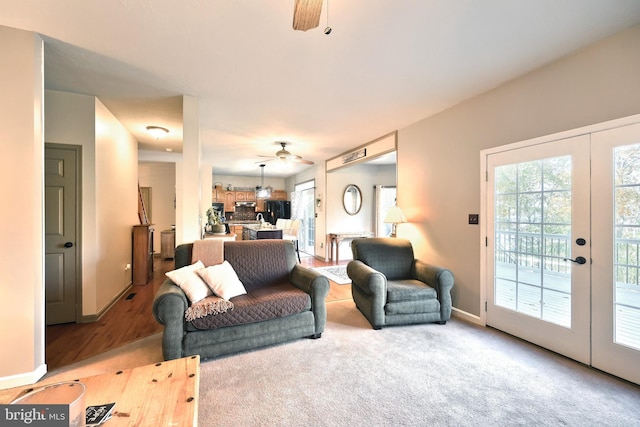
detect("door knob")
[64,242,73,248]
[564,256,586,264]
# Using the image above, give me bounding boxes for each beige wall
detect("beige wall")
[0,26,45,387]
[399,24,640,317]
[94,99,139,310]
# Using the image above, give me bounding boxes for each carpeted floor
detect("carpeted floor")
[197,300,640,426]
[42,300,640,426]
[312,265,350,284]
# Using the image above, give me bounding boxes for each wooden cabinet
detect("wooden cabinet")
[234,191,255,201]
[160,230,175,259]
[132,225,153,285]
[212,186,225,202]
[255,199,266,212]
[224,192,236,211]
[271,190,287,201]
[230,225,244,240]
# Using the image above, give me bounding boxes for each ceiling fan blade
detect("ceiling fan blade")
[293,0,322,31]
[292,158,314,165]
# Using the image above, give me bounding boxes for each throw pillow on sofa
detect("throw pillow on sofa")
[197,260,247,300]
[165,260,212,303]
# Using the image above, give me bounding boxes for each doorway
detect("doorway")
[294,180,315,256]
[483,121,640,384]
[374,185,397,237]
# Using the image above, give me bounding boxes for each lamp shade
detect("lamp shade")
[384,206,407,224]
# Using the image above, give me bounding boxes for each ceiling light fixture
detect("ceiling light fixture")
[293,0,322,31]
[256,164,271,199]
[146,125,169,139]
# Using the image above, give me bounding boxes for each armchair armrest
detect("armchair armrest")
[347,260,386,295]
[152,279,189,360]
[413,260,454,321]
[290,264,330,335]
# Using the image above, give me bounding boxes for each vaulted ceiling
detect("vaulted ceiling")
[3,1,640,177]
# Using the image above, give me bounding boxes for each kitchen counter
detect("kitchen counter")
[242,224,283,240]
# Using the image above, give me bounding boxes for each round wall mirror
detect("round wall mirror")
[343,184,362,215]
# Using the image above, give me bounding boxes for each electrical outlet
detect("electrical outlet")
[469,214,479,225]
[320,242,324,248]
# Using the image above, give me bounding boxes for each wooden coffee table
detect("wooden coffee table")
[0,355,200,426]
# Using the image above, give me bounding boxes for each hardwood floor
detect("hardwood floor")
[45,252,351,370]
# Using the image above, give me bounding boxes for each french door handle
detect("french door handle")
[564,256,587,264]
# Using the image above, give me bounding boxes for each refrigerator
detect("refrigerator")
[264,200,291,225]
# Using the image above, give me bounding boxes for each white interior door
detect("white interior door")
[486,135,591,364]
[591,123,640,384]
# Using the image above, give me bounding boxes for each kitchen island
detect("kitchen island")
[242,224,283,240]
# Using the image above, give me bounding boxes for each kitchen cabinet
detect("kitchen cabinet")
[212,186,225,202]
[230,225,244,240]
[224,192,236,211]
[235,191,256,202]
[255,199,266,212]
[271,190,288,201]
[132,224,153,285]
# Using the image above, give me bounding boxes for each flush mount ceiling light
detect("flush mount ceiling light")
[293,0,323,31]
[146,125,169,139]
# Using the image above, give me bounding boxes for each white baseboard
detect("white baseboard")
[0,363,47,391]
[452,307,484,326]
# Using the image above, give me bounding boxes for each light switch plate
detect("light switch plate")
[469,214,479,225]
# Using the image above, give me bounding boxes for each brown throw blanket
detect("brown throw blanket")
[192,238,224,266]
[187,239,232,320]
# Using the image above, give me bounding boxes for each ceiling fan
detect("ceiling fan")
[258,142,314,165]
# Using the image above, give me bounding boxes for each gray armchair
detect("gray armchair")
[347,238,454,329]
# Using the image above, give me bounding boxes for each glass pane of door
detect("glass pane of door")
[494,156,572,327]
[613,143,640,351]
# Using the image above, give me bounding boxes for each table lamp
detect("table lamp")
[384,206,407,238]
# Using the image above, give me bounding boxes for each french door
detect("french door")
[486,134,591,364]
[591,124,640,383]
[485,122,640,384]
